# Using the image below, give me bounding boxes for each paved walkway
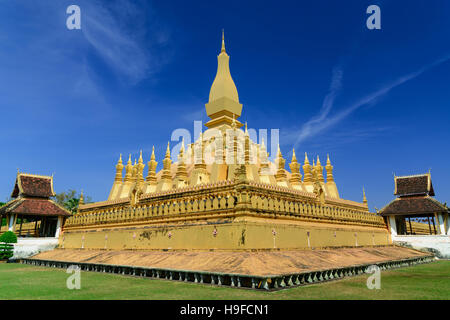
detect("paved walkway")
[31,246,430,276]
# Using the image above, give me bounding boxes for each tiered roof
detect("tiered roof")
[0,173,70,217]
[380,173,447,216]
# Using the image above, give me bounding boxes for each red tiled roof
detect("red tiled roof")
[11,174,55,198]
[0,198,70,216]
[394,174,434,196]
[379,196,447,216]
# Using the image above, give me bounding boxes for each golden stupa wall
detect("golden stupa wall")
[62,175,390,250]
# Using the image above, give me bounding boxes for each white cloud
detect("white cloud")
[291,55,450,150]
[81,0,171,84]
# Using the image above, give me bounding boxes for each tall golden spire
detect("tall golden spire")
[205,31,243,129]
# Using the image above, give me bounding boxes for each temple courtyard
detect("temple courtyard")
[0,260,448,300]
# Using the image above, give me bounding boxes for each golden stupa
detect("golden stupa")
[62,34,389,250]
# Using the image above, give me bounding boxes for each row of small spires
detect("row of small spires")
[112,140,336,184]
[109,140,368,204]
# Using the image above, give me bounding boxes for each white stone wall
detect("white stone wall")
[12,238,59,259]
[393,235,450,259]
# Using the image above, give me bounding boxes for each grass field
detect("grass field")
[0,261,448,300]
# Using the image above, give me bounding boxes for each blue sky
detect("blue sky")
[1,0,449,211]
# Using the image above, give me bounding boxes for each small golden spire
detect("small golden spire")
[146,146,158,183]
[138,150,143,164]
[316,155,321,166]
[79,189,84,205]
[179,138,185,161]
[325,154,334,182]
[165,141,171,157]
[303,152,312,183]
[127,154,132,165]
[289,148,302,185]
[114,154,124,182]
[151,146,156,161]
[304,152,310,165]
[292,149,297,163]
[275,144,287,182]
[363,187,368,205]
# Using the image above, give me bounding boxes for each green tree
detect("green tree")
[53,190,92,214]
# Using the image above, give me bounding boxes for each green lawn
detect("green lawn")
[0,261,449,300]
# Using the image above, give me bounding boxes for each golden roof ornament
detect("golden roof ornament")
[289,149,302,185]
[325,154,334,182]
[303,152,312,183]
[146,146,158,183]
[114,154,124,182]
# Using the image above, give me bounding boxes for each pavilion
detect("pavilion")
[0,172,71,238]
[379,173,449,236]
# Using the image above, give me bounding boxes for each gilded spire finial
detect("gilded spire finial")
[151,146,155,161]
[304,152,310,164]
[363,187,367,204]
[127,154,132,165]
[79,189,84,205]
[165,141,171,158]
[221,29,226,53]
[139,150,143,164]
[292,149,297,162]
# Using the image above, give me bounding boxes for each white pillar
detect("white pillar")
[389,216,397,236]
[436,213,446,235]
[54,216,63,238]
[446,213,450,235]
[8,214,15,231]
